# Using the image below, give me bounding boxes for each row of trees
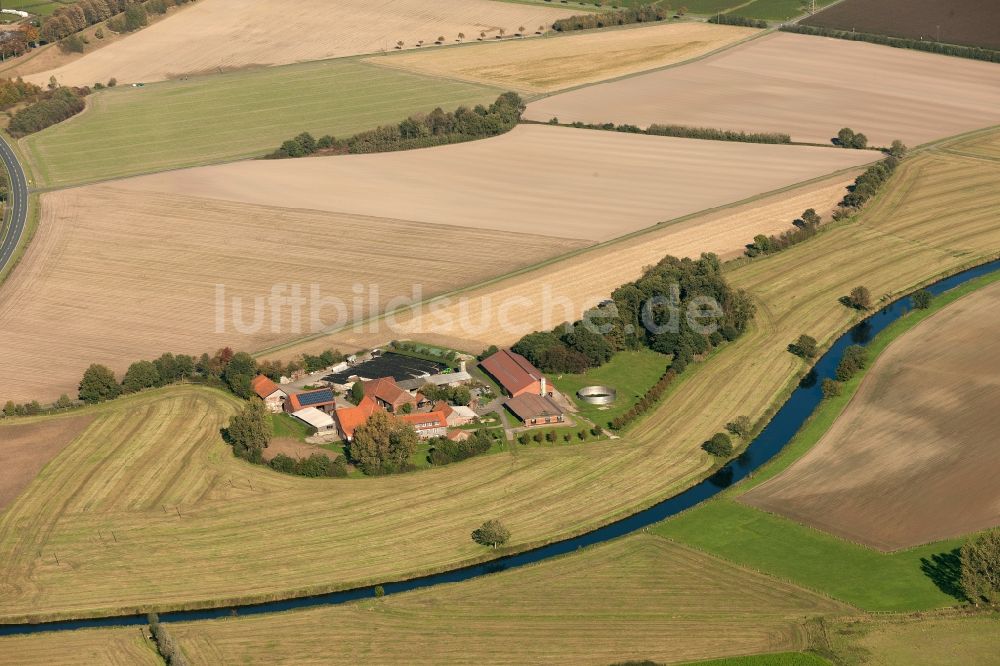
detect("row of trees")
[428,429,495,465]
[516,426,601,445]
[781,24,1000,64]
[708,14,768,28]
[270,452,348,478]
[512,254,756,377]
[745,208,822,258]
[147,613,188,666]
[552,5,668,32]
[8,86,87,137]
[610,366,675,430]
[548,118,792,145]
[40,0,193,43]
[267,92,525,159]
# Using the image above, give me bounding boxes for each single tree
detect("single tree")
[223,352,257,398]
[847,286,872,310]
[850,132,868,149]
[789,334,818,359]
[226,398,272,463]
[3,400,17,417]
[518,25,526,36]
[79,364,121,404]
[349,410,418,475]
[912,288,933,310]
[837,127,855,147]
[457,32,465,41]
[54,394,74,409]
[889,139,908,159]
[703,432,733,457]
[725,415,752,439]
[471,518,510,549]
[122,360,161,393]
[800,208,821,227]
[961,528,1000,606]
[821,378,842,399]
[396,40,404,49]
[350,380,366,405]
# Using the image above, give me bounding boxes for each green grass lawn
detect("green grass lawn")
[551,348,669,429]
[22,58,503,188]
[270,412,313,442]
[734,0,837,21]
[656,271,1000,612]
[0,0,65,17]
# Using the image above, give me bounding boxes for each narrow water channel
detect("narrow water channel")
[3,258,998,636]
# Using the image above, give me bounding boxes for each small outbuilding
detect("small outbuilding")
[291,407,336,433]
[251,375,288,413]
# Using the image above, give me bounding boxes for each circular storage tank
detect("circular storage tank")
[577,385,617,406]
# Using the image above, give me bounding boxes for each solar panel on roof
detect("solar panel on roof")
[297,389,334,406]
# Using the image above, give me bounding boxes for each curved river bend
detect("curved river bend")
[3,258,998,636]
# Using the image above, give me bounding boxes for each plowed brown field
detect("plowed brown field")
[742,281,1000,550]
[525,32,1000,146]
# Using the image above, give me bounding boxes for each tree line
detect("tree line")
[266,92,525,159]
[745,208,822,258]
[40,0,194,43]
[781,24,1000,64]
[512,254,755,377]
[552,5,668,32]
[7,85,88,137]
[428,429,496,465]
[707,14,768,28]
[545,118,792,144]
[147,613,188,666]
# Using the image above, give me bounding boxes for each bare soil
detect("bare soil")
[0,415,94,511]
[525,32,1000,146]
[743,281,1000,550]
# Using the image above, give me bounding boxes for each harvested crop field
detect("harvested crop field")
[525,32,1000,146]
[369,22,759,93]
[0,536,848,665]
[1,132,999,621]
[802,0,1000,51]
[742,281,1000,551]
[0,188,585,404]
[0,414,94,512]
[114,124,876,243]
[276,173,858,355]
[29,0,576,88]
[165,536,848,665]
[21,59,502,188]
[0,626,160,666]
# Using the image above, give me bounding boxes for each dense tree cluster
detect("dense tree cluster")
[833,156,902,218]
[961,528,1000,606]
[708,14,768,28]
[788,334,819,359]
[911,288,933,310]
[349,410,419,475]
[8,86,88,137]
[835,344,868,382]
[147,613,188,666]
[552,6,667,32]
[781,24,1000,64]
[225,398,272,463]
[428,429,495,465]
[702,432,734,457]
[836,127,868,149]
[513,254,755,376]
[821,378,842,399]
[0,77,38,109]
[745,208,822,258]
[267,93,525,159]
[40,0,193,43]
[0,31,33,60]
[269,452,348,478]
[420,383,472,406]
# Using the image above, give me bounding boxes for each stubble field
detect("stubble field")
[0,414,94,511]
[0,188,586,404]
[21,59,503,188]
[369,22,759,93]
[28,0,576,88]
[524,32,1000,146]
[0,131,997,621]
[0,536,849,664]
[742,280,1000,550]
[114,124,876,242]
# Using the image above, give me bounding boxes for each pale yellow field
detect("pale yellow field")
[369,22,759,93]
[114,125,876,242]
[31,0,576,87]
[276,173,857,354]
[0,135,997,622]
[0,188,585,404]
[0,626,159,666]
[525,32,1000,146]
[0,536,849,665]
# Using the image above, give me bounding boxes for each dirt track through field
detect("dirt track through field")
[369,22,758,92]
[0,189,585,404]
[525,32,1000,146]
[30,0,576,87]
[114,124,875,242]
[742,281,1000,550]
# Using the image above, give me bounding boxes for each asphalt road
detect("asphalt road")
[0,133,28,276]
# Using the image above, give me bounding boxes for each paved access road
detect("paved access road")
[0,133,28,276]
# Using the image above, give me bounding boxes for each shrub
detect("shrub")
[789,334,818,359]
